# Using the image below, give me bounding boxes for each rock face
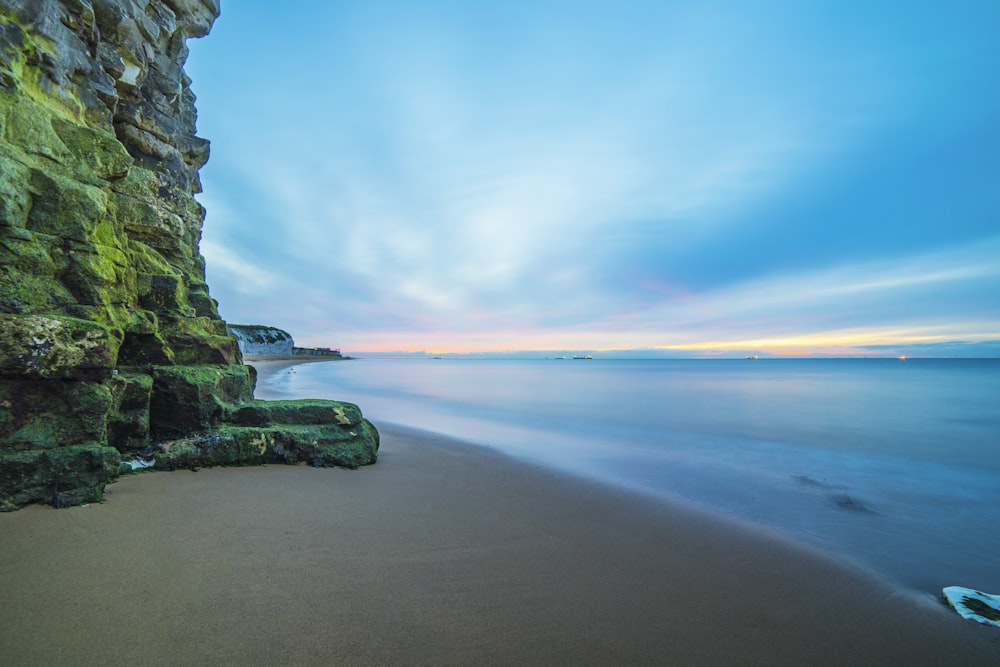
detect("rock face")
[0,0,378,510]
[226,324,294,356]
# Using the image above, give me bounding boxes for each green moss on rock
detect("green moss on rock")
[153,428,273,470]
[0,379,113,450]
[0,0,379,511]
[0,230,77,315]
[230,399,364,428]
[0,146,30,228]
[50,116,132,182]
[0,314,120,380]
[107,372,153,453]
[0,444,121,511]
[153,421,379,472]
[26,169,109,242]
[163,316,240,365]
[1,94,72,163]
[149,364,255,439]
[117,331,175,367]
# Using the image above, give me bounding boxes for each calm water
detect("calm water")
[258,358,1000,595]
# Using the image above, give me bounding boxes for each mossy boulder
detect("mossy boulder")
[229,399,365,428]
[0,444,122,511]
[268,420,379,469]
[153,420,379,472]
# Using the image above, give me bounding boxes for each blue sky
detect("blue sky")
[186,1,999,356]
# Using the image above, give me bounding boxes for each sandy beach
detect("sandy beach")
[1,363,998,665]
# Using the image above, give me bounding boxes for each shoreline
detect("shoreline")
[1,424,997,664]
[252,358,1000,656]
[243,354,351,366]
[3,358,996,664]
[244,355,346,399]
[247,356,997,600]
[244,357,1000,600]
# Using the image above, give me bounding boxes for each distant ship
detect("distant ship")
[573,355,593,359]
[746,353,759,360]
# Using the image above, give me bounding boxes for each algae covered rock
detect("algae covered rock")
[229,399,366,429]
[149,399,379,471]
[149,364,255,439]
[0,444,122,511]
[154,415,379,472]
[0,0,378,510]
[0,314,120,380]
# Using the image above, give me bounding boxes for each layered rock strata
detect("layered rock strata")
[226,324,294,356]
[0,0,378,510]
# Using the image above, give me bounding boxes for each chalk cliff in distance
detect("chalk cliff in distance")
[0,0,378,510]
[227,324,295,356]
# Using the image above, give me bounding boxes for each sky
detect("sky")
[185,1,1000,357]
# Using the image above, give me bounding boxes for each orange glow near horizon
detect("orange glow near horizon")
[304,326,1000,356]
[655,327,1000,354]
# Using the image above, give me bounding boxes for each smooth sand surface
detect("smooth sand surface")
[2,360,998,665]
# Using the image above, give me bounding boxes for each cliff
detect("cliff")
[226,324,294,356]
[0,0,378,510]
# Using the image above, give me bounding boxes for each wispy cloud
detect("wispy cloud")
[189,1,1000,355]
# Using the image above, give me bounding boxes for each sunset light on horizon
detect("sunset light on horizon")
[187,1,999,358]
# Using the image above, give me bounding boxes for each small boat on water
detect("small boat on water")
[573,355,593,359]
[746,353,759,360]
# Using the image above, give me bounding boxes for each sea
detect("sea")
[257,357,1000,596]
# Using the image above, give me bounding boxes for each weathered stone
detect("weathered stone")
[230,400,365,429]
[0,444,121,511]
[0,228,78,315]
[117,331,175,366]
[149,364,255,439]
[0,314,120,381]
[0,149,31,228]
[107,371,152,453]
[162,0,217,38]
[50,116,133,181]
[0,378,113,449]
[0,0,379,510]
[136,273,185,312]
[154,421,379,472]
[2,96,71,163]
[164,329,240,365]
[26,169,109,242]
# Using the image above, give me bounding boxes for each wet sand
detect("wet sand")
[1,366,998,665]
[245,357,348,401]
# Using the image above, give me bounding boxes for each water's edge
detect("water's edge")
[253,358,1000,601]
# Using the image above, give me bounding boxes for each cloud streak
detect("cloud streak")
[187,0,1000,356]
